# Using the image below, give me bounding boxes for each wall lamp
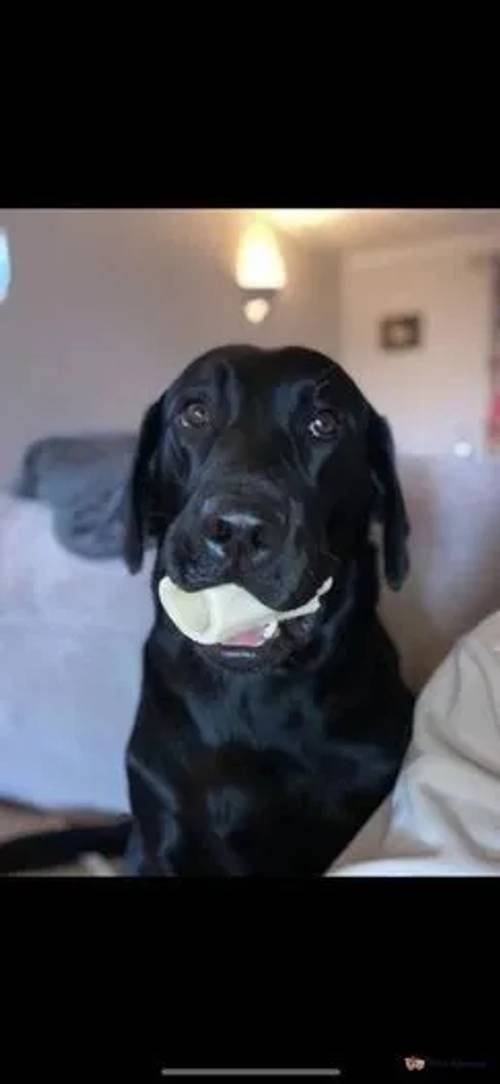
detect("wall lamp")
[236,221,287,324]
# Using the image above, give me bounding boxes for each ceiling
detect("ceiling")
[259,209,500,251]
[6,209,499,265]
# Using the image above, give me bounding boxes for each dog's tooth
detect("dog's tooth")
[263,621,278,640]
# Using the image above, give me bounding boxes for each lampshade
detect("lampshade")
[236,222,287,291]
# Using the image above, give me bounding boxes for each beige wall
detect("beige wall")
[0,210,340,485]
[340,234,498,456]
[340,234,500,688]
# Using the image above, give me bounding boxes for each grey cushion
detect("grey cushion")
[12,434,137,559]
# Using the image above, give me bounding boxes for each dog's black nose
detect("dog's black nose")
[200,498,285,568]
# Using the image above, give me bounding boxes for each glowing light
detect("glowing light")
[236,222,287,291]
[243,297,271,324]
[0,230,11,302]
[454,440,473,458]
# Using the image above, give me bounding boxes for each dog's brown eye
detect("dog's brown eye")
[308,409,342,440]
[179,402,211,429]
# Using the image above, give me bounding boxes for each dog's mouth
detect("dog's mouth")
[218,619,279,649]
[196,611,320,670]
[158,565,336,671]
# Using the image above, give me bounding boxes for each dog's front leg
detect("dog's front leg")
[123,820,177,877]
[125,750,180,876]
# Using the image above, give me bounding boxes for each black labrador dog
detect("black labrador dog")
[124,344,414,876]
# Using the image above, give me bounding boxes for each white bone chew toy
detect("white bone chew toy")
[158,576,333,646]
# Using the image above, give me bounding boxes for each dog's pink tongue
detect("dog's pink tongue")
[221,626,267,648]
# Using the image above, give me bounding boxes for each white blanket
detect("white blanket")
[329,612,500,876]
[0,494,153,813]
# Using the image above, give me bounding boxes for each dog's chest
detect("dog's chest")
[180,684,354,811]
[185,680,324,750]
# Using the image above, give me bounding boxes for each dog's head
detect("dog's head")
[124,345,409,668]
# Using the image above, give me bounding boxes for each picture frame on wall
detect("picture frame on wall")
[380,313,422,351]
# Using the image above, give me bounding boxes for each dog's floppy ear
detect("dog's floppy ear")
[123,397,165,574]
[367,409,409,590]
